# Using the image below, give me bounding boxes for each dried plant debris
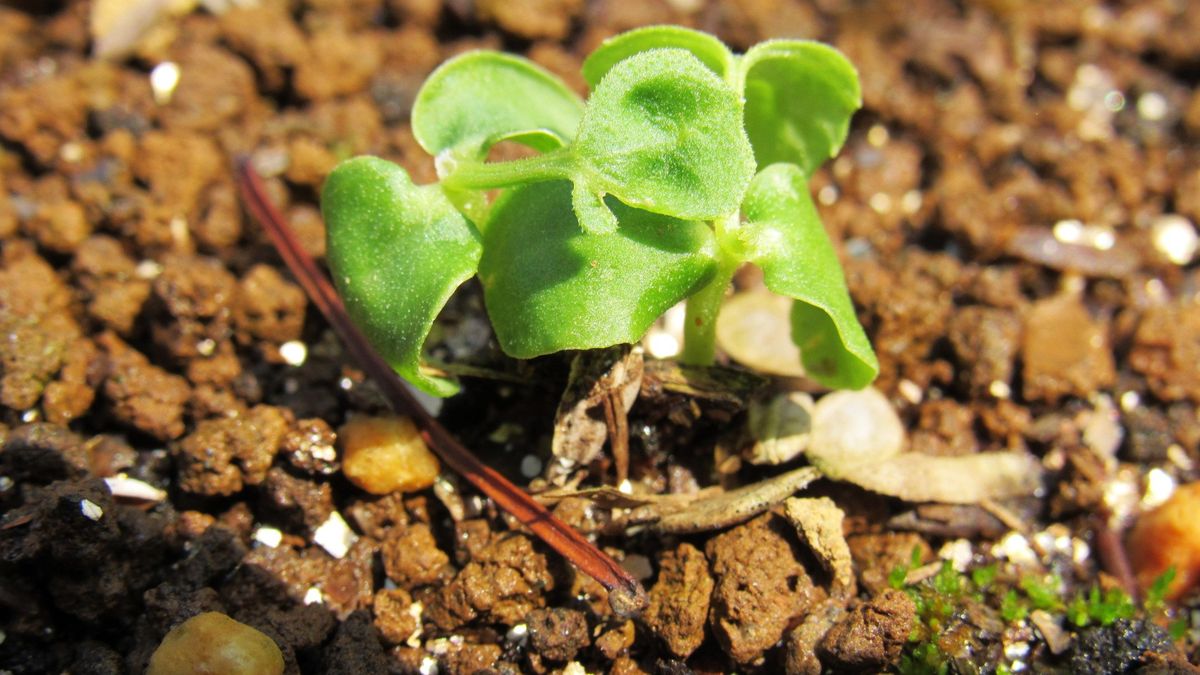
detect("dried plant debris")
[745,390,813,465]
[536,466,821,534]
[650,466,821,534]
[639,358,769,408]
[784,496,855,598]
[715,290,805,377]
[551,345,643,482]
[806,388,1043,503]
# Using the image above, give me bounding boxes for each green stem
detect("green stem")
[442,148,575,191]
[681,247,739,366]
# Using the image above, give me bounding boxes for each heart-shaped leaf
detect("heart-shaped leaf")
[412,51,585,160]
[574,48,755,231]
[740,40,860,173]
[582,25,734,88]
[738,163,877,389]
[479,181,718,358]
[323,157,483,397]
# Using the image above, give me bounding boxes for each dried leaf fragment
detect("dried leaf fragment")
[650,466,820,533]
[551,345,643,475]
[746,391,813,465]
[784,497,854,598]
[715,290,805,377]
[806,387,1042,503]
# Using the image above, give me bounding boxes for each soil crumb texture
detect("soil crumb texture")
[1,0,1199,673]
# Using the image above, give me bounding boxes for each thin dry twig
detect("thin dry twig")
[235,158,648,616]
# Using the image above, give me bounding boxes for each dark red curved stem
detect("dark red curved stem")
[235,158,647,615]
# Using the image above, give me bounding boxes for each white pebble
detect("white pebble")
[1142,468,1176,510]
[1137,91,1168,121]
[149,62,181,105]
[303,587,324,605]
[280,340,307,366]
[104,475,167,502]
[253,526,283,548]
[313,512,358,559]
[80,499,104,521]
[1151,214,1198,265]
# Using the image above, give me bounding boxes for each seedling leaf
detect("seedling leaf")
[575,48,755,228]
[412,51,585,160]
[740,40,861,173]
[323,157,482,397]
[739,163,877,388]
[582,25,734,87]
[479,181,717,357]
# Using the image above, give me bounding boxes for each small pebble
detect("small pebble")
[339,415,439,494]
[313,511,357,559]
[1150,214,1197,265]
[80,499,104,521]
[1127,481,1200,600]
[146,612,284,675]
[149,62,181,104]
[253,526,283,548]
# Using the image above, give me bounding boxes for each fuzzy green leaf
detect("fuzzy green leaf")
[479,181,718,357]
[412,51,585,160]
[323,157,482,397]
[738,163,877,389]
[573,48,755,231]
[740,40,861,173]
[582,25,734,88]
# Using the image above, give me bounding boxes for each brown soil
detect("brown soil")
[2,0,1200,673]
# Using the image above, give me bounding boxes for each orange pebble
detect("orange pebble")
[1127,481,1200,601]
[339,415,440,494]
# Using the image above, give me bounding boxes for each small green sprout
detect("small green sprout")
[1143,566,1176,614]
[321,26,878,397]
[1000,588,1028,623]
[971,563,999,590]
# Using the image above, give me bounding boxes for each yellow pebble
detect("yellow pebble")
[339,415,440,494]
[147,612,284,675]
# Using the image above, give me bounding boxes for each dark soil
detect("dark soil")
[2,0,1200,673]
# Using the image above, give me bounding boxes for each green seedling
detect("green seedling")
[322,26,878,397]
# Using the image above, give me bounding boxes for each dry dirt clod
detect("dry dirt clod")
[816,588,916,671]
[172,405,288,496]
[1021,291,1116,404]
[1129,301,1200,404]
[233,264,307,345]
[706,512,821,666]
[527,607,589,663]
[643,542,712,659]
[98,332,190,441]
[372,588,419,647]
[424,532,554,631]
[380,522,453,589]
[475,0,584,41]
